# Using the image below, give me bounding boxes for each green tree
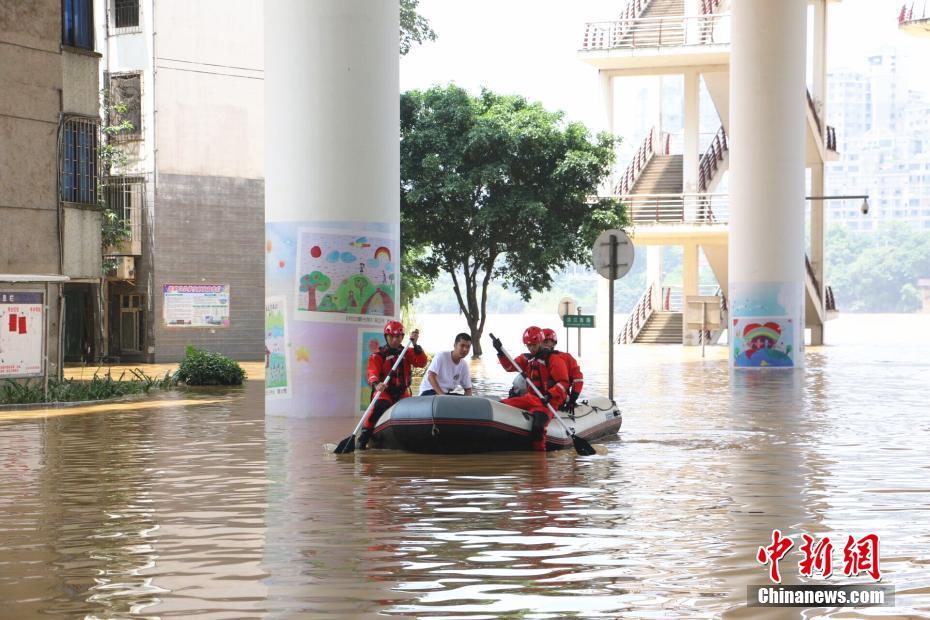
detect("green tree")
[401,85,625,356]
[826,221,930,312]
[400,0,437,56]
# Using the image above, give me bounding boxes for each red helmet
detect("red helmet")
[541,328,558,344]
[384,320,405,336]
[522,326,544,346]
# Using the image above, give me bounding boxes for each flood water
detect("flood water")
[1,314,929,618]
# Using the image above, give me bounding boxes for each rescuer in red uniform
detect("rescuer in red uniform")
[358,321,428,450]
[492,326,569,451]
[541,327,584,411]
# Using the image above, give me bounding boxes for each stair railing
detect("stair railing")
[618,281,657,344]
[614,126,664,196]
[825,285,836,312]
[698,126,728,191]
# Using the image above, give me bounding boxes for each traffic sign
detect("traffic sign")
[557,297,577,318]
[563,314,595,328]
[592,229,635,280]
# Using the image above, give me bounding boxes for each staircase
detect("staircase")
[635,311,683,343]
[617,0,685,47]
[631,154,683,194]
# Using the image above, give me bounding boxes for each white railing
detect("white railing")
[619,281,657,344]
[581,13,731,51]
[698,126,728,191]
[618,192,729,225]
[899,1,929,24]
[662,286,683,311]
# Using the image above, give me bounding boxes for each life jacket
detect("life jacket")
[369,345,411,400]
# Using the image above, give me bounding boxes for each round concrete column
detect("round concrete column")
[265,1,400,416]
[728,0,807,369]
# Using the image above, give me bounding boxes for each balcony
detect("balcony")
[580,14,731,73]
[103,177,144,257]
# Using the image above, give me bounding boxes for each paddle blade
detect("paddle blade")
[333,435,356,454]
[572,434,597,456]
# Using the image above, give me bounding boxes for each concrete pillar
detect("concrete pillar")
[810,163,825,345]
[599,71,616,194]
[265,0,400,417]
[811,0,828,123]
[729,0,807,369]
[683,70,701,221]
[647,245,663,287]
[682,243,700,345]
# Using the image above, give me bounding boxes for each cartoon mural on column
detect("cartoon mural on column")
[294,228,396,324]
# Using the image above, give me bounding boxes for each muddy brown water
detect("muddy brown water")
[1,314,929,618]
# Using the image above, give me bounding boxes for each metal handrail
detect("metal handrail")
[618,192,730,225]
[698,126,728,191]
[900,1,929,23]
[619,281,656,344]
[581,13,731,51]
[614,127,666,196]
[826,285,836,311]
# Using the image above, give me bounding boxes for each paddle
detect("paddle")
[490,333,596,456]
[333,339,414,454]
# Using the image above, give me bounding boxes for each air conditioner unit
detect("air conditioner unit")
[115,256,135,280]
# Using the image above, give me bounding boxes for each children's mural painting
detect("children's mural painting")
[357,330,384,412]
[295,227,396,323]
[730,281,802,369]
[264,296,291,398]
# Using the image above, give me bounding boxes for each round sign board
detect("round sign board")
[557,297,577,318]
[592,229,635,280]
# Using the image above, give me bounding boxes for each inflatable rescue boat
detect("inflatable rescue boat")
[368,394,622,454]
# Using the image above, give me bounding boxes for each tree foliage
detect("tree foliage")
[400,85,625,356]
[826,221,930,312]
[400,0,437,56]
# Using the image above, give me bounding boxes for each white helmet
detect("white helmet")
[511,374,528,396]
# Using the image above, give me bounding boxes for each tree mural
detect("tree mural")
[300,271,331,311]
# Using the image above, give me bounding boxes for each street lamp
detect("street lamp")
[806,194,870,215]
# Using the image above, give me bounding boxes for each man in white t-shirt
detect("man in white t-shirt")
[419,332,474,396]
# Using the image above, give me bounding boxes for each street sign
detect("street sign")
[592,229,635,281]
[563,314,595,328]
[557,297,577,318]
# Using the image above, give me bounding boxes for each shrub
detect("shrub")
[0,370,177,405]
[176,346,246,386]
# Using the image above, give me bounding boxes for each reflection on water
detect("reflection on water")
[1,314,930,617]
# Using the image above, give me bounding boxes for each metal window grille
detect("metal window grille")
[113,0,142,32]
[60,117,100,206]
[63,0,94,49]
[104,177,145,255]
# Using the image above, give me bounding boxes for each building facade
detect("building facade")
[1,0,103,381]
[99,0,264,362]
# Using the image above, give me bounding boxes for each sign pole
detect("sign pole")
[577,307,582,357]
[609,234,617,402]
[563,301,570,354]
[701,301,706,359]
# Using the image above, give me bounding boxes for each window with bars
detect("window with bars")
[60,117,100,206]
[63,0,94,49]
[113,0,141,31]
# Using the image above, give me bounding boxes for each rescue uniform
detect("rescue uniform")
[497,351,570,451]
[363,343,428,435]
[552,349,583,408]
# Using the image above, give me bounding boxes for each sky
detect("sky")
[399,0,930,134]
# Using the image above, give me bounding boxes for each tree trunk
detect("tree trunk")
[467,316,484,358]
[307,288,316,311]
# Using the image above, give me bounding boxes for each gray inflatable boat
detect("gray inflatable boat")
[369,394,622,453]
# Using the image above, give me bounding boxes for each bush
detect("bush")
[176,346,246,386]
[0,370,177,405]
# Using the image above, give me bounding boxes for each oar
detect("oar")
[490,333,596,456]
[333,339,413,454]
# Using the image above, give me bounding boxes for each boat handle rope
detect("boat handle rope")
[430,396,440,438]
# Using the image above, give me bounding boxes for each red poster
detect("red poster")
[8,313,16,332]
[18,316,27,334]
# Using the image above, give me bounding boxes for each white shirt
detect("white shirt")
[418,350,472,394]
